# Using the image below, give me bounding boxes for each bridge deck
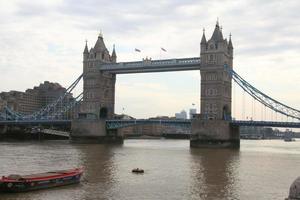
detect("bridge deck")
[0,119,299,129]
[99,57,201,74]
[231,120,300,128]
[0,120,71,126]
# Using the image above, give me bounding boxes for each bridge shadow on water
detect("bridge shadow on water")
[189,148,240,199]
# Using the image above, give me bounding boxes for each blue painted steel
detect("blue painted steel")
[0,117,299,129]
[224,64,300,120]
[106,119,300,129]
[231,120,300,128]
[0,119,71,126]
[106,119,191,129]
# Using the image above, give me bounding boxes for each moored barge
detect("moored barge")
[0,168,83,192]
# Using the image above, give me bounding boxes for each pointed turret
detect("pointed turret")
[94,31,107,53]
[111,44,117,63]
[228,33,233,49]
[201,29,207,44]
[201,28,207,53]
[228,33,233,59]
[211,21,224,42]
[83,40,89,61]
[84,40,89,54]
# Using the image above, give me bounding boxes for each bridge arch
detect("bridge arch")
[99,107,108,119]
[222,105,230,120]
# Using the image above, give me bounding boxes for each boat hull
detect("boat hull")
[0,168,83,193]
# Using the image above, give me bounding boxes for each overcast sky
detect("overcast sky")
[1,0,300,120]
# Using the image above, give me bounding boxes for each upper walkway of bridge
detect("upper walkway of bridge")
[99,57,201,74]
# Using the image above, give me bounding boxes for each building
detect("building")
[175,110,187,119]
[0,96,7,110]
[0,81,74,115]
[189,108,197,119]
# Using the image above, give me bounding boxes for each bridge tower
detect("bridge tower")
[190,22,239,148]
[71,33,122,143]
[81,33,116,119]
[200,22,233,120]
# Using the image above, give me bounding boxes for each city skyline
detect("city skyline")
[1,0,300,119]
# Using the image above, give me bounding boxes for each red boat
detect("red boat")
[0,168,83,192]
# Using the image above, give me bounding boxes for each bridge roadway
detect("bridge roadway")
[106,119,300,129]
[0,119,72,126]
[1,119,300,129]
[99,57,201,74]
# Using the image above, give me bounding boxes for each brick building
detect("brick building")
[0,81,74,115]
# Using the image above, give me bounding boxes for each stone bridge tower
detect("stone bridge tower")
[190,22,239,148]
[82,33,116,119]
[200,22,233,120]
[71,33,122,143]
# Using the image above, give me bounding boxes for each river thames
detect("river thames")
[0,139,299,200]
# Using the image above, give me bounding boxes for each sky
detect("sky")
[0,0,300,120]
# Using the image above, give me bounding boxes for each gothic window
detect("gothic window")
[209,55,214,61]
[209,44,214,50]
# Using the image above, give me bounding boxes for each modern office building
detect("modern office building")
[175,110,187,119]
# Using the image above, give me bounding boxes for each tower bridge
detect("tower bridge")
[1,22,300,147]
[71,22,237,147]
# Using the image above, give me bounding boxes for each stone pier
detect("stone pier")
[190,119,240,148]
[0,125,7,134]
[71,119,123,144]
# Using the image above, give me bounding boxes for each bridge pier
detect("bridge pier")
[190,119,240,148]
[0,125,7,134]
[71,119,123,144]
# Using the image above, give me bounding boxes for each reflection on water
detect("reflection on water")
[0,139,299,200]
[190,149,240,200]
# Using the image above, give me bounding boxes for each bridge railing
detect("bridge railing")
[106,119,191,129]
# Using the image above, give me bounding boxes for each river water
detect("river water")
[0,139,299,200]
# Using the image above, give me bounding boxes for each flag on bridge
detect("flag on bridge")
[161,47,167,52]
[135,48,141,52]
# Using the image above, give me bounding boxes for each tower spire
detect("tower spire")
[211,19,223,42]
[201,28,207,44]
[228,33,233,49]
[98,29,103,38]
[111,44,117,63]
[84,40,89,54]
